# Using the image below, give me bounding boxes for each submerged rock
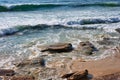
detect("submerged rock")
[41,43,73,53]
[0,69,15,76]
[97,37,119,45]
[115,28,120,33]
[77,41,97,55]
[15,58,45,68]
[62,69,88,80]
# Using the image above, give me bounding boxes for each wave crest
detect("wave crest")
[0,2,120,12]
[67,18,120,25]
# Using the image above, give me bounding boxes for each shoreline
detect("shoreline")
[0,45,120,80]
[0,29,120,80]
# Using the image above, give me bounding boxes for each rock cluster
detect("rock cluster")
[77,41,97,55]
[40,41,97,55]
[0,41,97,80]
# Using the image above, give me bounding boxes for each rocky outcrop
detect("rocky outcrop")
[41,43,73,53]
[77,41,97,55]
[115,28,120,33]
[62,69,88,80]
[0,69,15,76]
[15,58,45,68]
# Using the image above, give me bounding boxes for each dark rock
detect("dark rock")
[0,69,15,76]
[41,43,73,53]
[62,69,88,80]
[77,41,97,55]
[115,28,120,33]
[15,58,45,68]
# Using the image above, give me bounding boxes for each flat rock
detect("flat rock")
[0,69,15,76]
[15,58,45,68]
[115,28,120,33]
[41,43,73,53]
[62,70,88,80]
[77,41,97,55]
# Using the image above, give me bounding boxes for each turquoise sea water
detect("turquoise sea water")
[0,0,120,67]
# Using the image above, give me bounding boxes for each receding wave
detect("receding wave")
[67,18,120,25]
[0,2,120,12]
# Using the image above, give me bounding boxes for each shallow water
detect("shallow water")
[0,27,119,66]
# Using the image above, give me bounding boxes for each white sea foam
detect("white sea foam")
[0,56,15,69]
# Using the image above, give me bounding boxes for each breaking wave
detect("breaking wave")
[0,17,120,37]
[0,28,19,37]
[67,18,120,25]
[0,24,98,37]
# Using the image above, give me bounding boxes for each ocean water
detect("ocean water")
[0,0,120,68]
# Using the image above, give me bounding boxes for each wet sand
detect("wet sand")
[69,47,120,79]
